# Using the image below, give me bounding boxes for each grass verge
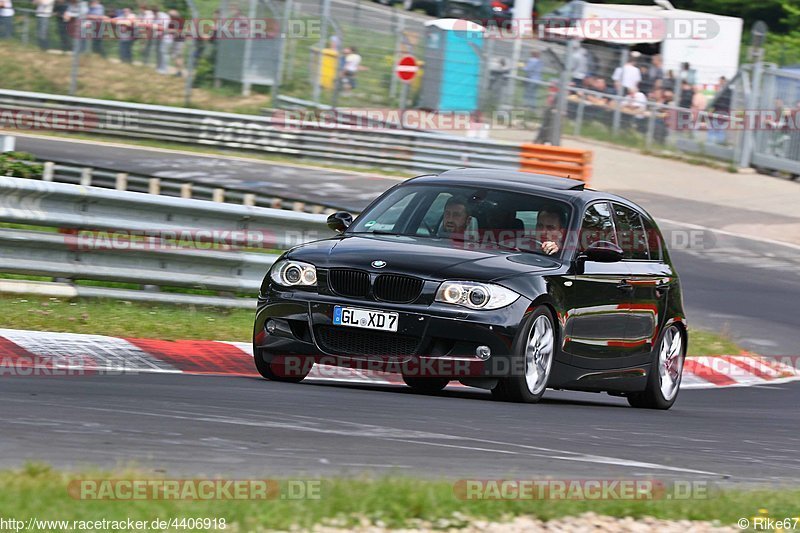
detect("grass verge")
[0,464,797,531]
[1,294,744,356]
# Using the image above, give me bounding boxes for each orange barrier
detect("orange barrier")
[518,144,593,185]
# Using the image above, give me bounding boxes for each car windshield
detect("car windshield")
[348,184,571,257]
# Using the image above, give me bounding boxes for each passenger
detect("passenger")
[535,208,566,255]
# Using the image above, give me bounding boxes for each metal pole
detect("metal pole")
[241,0,259,96]
[271,0,293,106]
[740,49,763,168]
[504,0,534,108]
[399,80,409,113]
[611,46,628,137]
[551,37,575,146]
[311,0,330,104]
[183,0,200,106]
[69,15,84,96]
[389,15,404,100]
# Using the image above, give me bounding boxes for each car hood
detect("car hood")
[285,234,561,282]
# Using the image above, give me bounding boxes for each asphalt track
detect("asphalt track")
[2,372,799,483]
[15,135,800,356]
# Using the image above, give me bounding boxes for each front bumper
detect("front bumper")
[253,287,532,379]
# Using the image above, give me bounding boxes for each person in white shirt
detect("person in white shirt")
[34,0,54,49]
[612,57,642,94]
[154,7,171,73]
[342,46,362,91]
[0,0,14,39]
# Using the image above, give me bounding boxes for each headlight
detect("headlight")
[269,260,317,287]
[435,281,519,310]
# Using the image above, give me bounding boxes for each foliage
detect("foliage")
[0,151,43,179]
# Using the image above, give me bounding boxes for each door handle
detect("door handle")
[616,280,634,292]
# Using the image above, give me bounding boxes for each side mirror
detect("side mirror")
[327,211,353,233]
[575,241,623,274]
[584,241,624,263]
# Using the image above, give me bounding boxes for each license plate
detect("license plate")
[333,306,398,332]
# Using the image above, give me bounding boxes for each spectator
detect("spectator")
[341,46,363,92]
[53,0,70,50]
[114,7,135,63]
[612,54,642,93]
[663,69,676,92]
[623,85,647,116]
[86,0,105,57]
[63,0,85,52]
[678,80,693,109]
[571,44,588,86]
[707,76,731,145]
[648,78,664,103]
[329,33,341,52]
[0,0,14,39]
[137,4,154,64]
[523,51,542,108]
[167,9,185,76]
[680,62,696,85]
[34,0,54,49]
[692,84,707,114]
[154,5,170,73]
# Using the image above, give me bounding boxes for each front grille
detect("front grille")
[315,326,420,357]
[328,269,370,298]
[374,274,423,303]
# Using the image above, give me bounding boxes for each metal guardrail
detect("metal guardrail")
[0,89,524,173]
[24,158,349,214]
[0,176,329,308]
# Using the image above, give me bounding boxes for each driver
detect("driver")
[535,208,566,256]
[440,195,470,237]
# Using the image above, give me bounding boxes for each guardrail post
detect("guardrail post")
[243,194,256,206]
[212,188,225,203]
[645,104,657,149]
[574,93,586,137]
[43,162,55,181]
[292,202,305,212]
[80,168,93,186]
[270,198,283,209]
[115,173,128,191]
[148,178,161,195]
[1,135,14,153]
[180,183,193,199]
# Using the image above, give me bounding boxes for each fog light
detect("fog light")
[265,320,277,334]
[476,345,491,360]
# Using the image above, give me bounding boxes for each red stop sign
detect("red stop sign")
[395,55,419,83]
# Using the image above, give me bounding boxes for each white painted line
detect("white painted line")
[658,217,800,251]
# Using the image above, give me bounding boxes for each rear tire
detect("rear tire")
[403,376,449,393]
[492,307,556,403]
[254,349,312,383]
[627,324,685,410]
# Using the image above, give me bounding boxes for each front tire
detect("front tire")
[627,324,685,409]
[254,349,312,383]
[492,307,556,403]
[403,376,449,393]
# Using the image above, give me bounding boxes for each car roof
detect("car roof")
[405,168,652,219]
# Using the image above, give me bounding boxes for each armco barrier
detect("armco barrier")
[519,144,593,185]
[0,89,594,177]
[0,176,329,307]
[0,89,522,173]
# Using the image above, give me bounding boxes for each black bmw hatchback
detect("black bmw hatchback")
[253,169,687,409]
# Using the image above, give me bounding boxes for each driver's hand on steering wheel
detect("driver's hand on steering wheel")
[542,241,559,255]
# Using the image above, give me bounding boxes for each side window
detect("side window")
[642,215,664,261]
[580,202,616,250]
[612,203,649,260]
